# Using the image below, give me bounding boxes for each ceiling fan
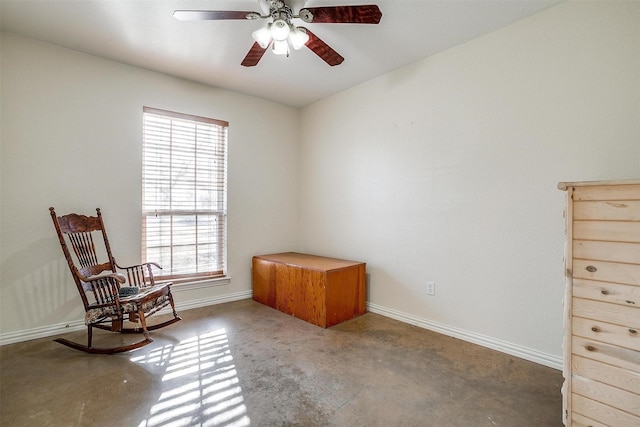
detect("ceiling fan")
[173,0,382,67]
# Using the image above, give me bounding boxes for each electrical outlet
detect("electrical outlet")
[426,281,435,296]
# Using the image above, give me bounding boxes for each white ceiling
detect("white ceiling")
[0,0,559,107]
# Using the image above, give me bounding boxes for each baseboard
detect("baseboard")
[167,289,252,313]
[0,290,252,347]
[366,302,563,370]
[2,293,563,370]
[0,320,87,346]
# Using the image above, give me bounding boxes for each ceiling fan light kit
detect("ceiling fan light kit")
[252,24,273,49]
[273,39,290,56]
[173,0,382,67]
[270,19,291,41]
[289,26,310,51]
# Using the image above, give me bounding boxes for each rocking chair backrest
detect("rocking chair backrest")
[50,208,117,309]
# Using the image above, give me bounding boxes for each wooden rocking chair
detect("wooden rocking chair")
[50,207,181,354]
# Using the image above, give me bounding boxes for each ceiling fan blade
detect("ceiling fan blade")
[241,42,269,67]
[299,5,382,24]
[301,28,344,66]
[173,10,258,21]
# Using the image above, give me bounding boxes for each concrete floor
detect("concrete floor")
[0,299,563,426]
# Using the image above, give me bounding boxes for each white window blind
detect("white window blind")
[142,107,228,280]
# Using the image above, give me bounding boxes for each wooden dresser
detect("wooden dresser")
[558,180,640,426]
[252,252,366,328]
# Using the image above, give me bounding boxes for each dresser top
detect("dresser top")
[253,252,365,272]
[558,179,640,190]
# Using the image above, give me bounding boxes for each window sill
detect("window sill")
[164,276,231,292]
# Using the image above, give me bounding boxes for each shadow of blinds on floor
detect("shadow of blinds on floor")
[131,329,250,427]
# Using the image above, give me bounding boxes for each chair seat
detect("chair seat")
[84,283,172,325]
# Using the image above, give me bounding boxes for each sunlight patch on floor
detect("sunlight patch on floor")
[132,329,251,427]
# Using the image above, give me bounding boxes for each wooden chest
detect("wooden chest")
[558,180,640,426]
[252,252,366,328]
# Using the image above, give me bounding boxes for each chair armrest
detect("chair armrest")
[116,261,162,271]
[75,270,126,305]
[76,270,127,284]
[115,262,163,287]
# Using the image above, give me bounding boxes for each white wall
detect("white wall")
[0,33,300,338]
[299,1,640,367]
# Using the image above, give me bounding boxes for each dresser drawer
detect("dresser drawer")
[573,259,640,286]
[573,184,640,201]
[570,412,607,427]
[572,336,639,371]
[573,240,640,264]
[572,355,640,394]
[573,316,640,351]
[573,279,640,308]
[573,220,640,243]
[572,374,640,417]
[573,298,640,328]
[573,200,640,221]
[572,393,640,427]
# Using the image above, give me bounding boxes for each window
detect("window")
[142,107,228,281]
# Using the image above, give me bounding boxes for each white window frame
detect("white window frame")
[142,107,228,284]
